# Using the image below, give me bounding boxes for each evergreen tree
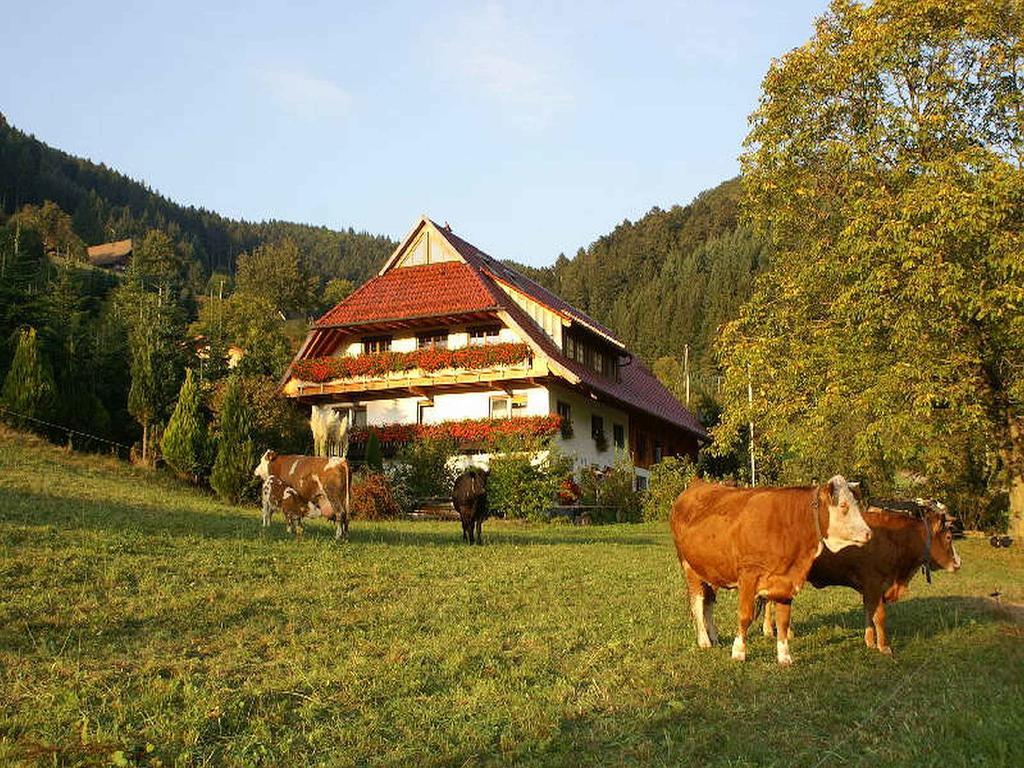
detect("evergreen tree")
[161,368,209,483]
[128,330,158,463]
[0,326,54,429]
[210,375,256,503]
[365,430,383,471]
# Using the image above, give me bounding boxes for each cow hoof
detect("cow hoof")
[777,655,793,666]
[731,638,746,661]
[879,646,894,657]
[697,637,712,649]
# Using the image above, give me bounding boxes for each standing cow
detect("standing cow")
[261,475,312,538]
[671,476,872,665]
[761,499,961,654]
[452,468,489,544]
[254,450,351,540]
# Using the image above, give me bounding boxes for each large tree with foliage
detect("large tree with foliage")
[0,327,54,428]
[161,368,209,483]
[717,0,1024,533]
[210,375,256,503]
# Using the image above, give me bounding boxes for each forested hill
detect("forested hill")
[0,114,394,283]
[509,178,768,376]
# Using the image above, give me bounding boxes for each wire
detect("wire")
[0,406,132,451]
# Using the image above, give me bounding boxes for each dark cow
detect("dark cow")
[671,476,872,665]
[761,499,961,654]
[452,468,489,544]
[254,451,351,540]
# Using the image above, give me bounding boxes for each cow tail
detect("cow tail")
[346,461,351,519]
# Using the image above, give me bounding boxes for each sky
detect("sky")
[1,0,829,267]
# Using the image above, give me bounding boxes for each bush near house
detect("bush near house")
[641,455,697,522]
[488,436,572,521]
[350,471,402,520]
[579,452,643,523]
[394,435,458,500]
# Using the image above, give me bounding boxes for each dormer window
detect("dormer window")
[468,325,501,346]
[362,335,392,354]
[417,330,448,350]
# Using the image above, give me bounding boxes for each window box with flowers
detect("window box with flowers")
[290,342,532,384]
[349,414,563,446]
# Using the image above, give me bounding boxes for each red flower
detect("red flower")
[349,414,562,445]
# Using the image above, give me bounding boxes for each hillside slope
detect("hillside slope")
[1,425,1022,766]
[0,114,394,282]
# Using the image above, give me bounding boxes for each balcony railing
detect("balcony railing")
[290,342,532,384]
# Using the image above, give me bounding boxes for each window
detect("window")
[613,423,625,449]
[333,405,367,429]
[417,401,434,424]
[592,415,607,452]
[635,433,647,462]
[556,400,573,438]
[417,330,448,350]
[653,441,663,463]
[362,335,392,354]
[490,396,511,420]
[512,394,528,412]
[468,325,501,346]
[636,474,649,492]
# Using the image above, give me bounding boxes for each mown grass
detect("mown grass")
[1,426,1022,767]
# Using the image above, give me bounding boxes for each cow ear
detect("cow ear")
[828,477,841,505]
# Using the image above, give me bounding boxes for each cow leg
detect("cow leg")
[732,573,757,661]
[863,589,883,650]
[760,597,775,637]
[702,584,718,645]
[683,561,713,648]
[872,599,891,656]
[475,517,483,545]
[773,599,794,666]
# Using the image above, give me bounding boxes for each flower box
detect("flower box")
[291,342,532,384]
[349,415,562,445]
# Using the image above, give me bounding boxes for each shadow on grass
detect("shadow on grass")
[507,627,1024,768]
[0,488,660,549]
[793,594,1017,645]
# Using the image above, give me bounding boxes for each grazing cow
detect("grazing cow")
[261,475,313,538]
[452,468,489,544]
[253,451,351,540]
[671,476,872,665]
[761,500,961,655]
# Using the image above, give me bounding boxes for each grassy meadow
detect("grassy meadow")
[1,426,1022,767]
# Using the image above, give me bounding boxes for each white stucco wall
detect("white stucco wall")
[325,385,549,427]
[547,383,630,470]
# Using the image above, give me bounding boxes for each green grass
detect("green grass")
[1,426,1022,767]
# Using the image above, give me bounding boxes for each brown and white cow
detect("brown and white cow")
[671,476,872,665]
[761,499,961,655]
[261,475,312,538]
[254,451,351,540]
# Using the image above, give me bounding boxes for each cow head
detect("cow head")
[821,475,873,552]
[920,500,962,573]
[253,449,277,481]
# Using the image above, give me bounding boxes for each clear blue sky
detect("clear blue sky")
[2,1,828,267]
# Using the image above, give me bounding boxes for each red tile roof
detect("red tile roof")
[315,261,501,327]
[433,223,625,347]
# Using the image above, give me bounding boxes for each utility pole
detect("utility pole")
[684,344,690,406]
[747,364,756,485]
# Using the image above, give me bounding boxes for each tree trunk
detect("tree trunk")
[1010,474,1024,540]
[1009,418,1024,540]
[142,423,148,463]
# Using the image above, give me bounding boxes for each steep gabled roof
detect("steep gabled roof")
[315,261,501,327]
[87,238,132,266]
[430,221,625,348]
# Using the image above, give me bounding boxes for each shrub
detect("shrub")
[365,431,383,471]
[161,368,209,483]
[210,374,309,455]
[578,451,642,523]
[0,327,55,429]
[210,376,256,503]
[395,435,458,500]
[642,455,696,522]
[488,435,570,520]
[350,471,402,520]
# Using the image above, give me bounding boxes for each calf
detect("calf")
[762,500,961,654]
[254,451,351,540]
[261,475,313,538]
[452,468,488,544]
[671,476,871,665]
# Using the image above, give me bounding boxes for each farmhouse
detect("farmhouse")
[282,216,706,485]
